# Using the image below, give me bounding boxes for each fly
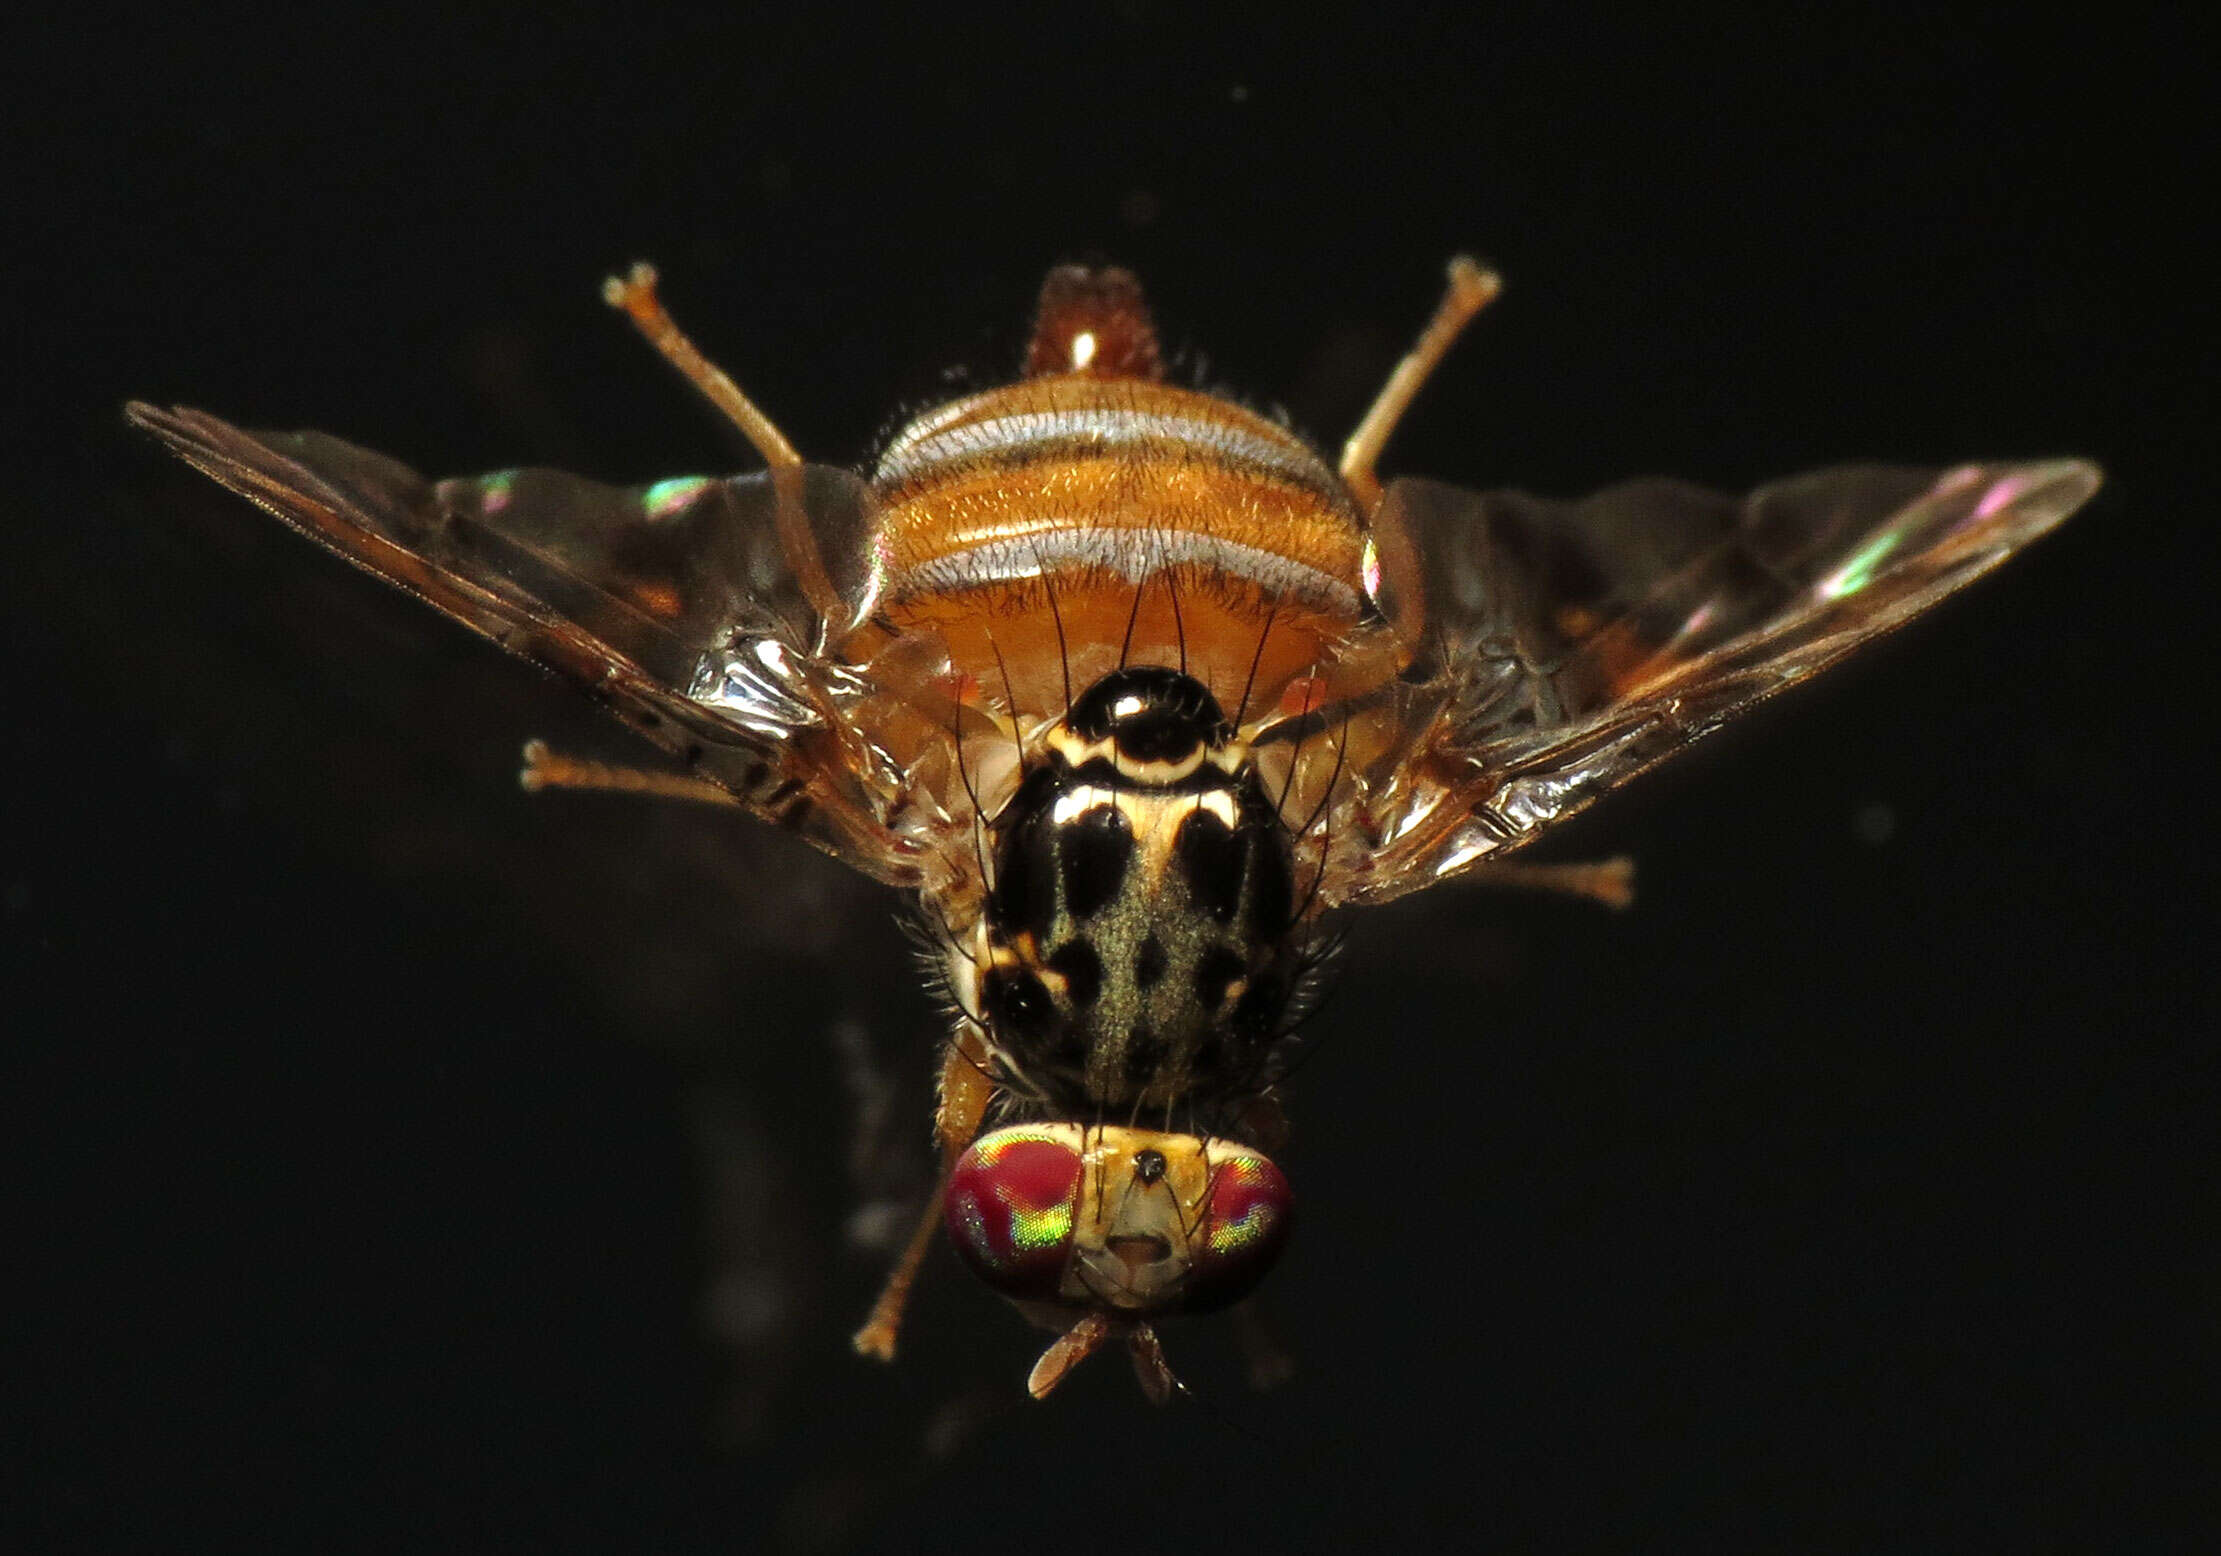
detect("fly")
[128,254,2100,1401]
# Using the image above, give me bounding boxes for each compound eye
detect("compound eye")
[942,1127,1084,1302]
[1180,1149,1294,1313]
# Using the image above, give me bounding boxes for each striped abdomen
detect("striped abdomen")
[854,374,1373,721]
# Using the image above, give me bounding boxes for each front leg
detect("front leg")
[850,1022,998,1361]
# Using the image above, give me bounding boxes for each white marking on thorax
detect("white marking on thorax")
[1050,784,1125,825]
[1181,789,1241,829]
[1049,782,1240,832]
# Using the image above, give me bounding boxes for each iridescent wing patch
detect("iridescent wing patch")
[123,404,927,881]
[1337,459,2100,904]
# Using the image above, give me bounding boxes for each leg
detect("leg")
[603,261,802,472]
[1025,1311,1114,1400]
[1468,855,1637,911]
[1339,255,1502,517]
[1122,1322,1177,1405]
[851,1023,999,1361]
[603,263,848,633]
[516,739,744,806]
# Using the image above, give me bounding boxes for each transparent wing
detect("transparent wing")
[1334,459,2101,905]
[125,403,933,883]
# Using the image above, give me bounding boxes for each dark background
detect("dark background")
[8,5,2210,1551]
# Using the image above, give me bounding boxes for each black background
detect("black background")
[9,5,2211,1551]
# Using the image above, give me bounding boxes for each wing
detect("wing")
[125,403,934,884]
[1333,459,2101,906]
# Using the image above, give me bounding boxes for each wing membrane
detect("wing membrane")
[125,403,919,879]
[1341,459,2100,904]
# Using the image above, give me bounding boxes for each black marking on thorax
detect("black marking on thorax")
[973,669,1297,1112]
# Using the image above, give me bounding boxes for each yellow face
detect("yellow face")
[941,1122,1293,1318]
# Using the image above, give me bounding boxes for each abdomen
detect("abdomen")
[847,375,1372,722]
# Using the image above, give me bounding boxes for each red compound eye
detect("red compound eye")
[1180,1149,1294,1314]
[942,1127,1084,1302]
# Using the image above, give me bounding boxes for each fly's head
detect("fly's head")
[941,1121,1294,1401]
